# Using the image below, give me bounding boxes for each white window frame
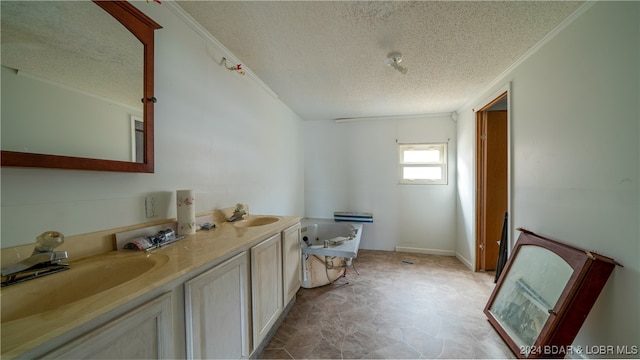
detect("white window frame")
[398,143,448,185]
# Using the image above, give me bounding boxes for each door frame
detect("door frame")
[474,83,512,271]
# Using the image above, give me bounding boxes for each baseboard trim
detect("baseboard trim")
[394,246,455,257]
[455,252,474,271]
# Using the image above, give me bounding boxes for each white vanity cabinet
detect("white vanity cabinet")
[250,233,283,348]
[282,223,302,304]
[3,218,303,359]
[48,293,174,359]
[184,251,250,359]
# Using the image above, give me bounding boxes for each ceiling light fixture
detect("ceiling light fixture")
[385,52,408,74]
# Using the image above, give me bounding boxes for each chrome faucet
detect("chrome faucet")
[1,231,69,286]
[227,203,247,222]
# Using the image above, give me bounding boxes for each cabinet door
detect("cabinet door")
[251,233,283,348]
[49,293,173,359]
[185,252,250,359]
[282,223,302,304]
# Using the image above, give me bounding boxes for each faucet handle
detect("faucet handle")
[32,231,65,254]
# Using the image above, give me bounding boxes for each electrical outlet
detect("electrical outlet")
[145,195,159,218]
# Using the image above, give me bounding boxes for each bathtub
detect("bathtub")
[300,219,363,288]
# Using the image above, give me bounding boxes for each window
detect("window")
[398,143,447,184]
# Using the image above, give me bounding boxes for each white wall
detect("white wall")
[1,66,140,162]
[456,1,639,351]
[304,115,456,253]
[0,2,305,248]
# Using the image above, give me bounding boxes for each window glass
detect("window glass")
[403,166,442,180]
[403,149,441,163]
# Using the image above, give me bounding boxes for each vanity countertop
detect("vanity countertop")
[0,215,300,358]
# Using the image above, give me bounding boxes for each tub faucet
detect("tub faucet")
[1,231,69,286]
[227,203,247,222]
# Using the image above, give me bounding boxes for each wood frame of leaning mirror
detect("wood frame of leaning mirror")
[484,228,622,359]
[1,1,161,173]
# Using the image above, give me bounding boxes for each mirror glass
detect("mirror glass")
[488,245,573,352]
[1,1,144,163]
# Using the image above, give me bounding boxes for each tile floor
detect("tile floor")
[262,250,515,359]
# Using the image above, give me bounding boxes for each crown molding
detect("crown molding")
[460,1,597,112]
[163,1,279,99]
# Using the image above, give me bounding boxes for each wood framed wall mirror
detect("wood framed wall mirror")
[484,228,621,358]
[1,1,161,172]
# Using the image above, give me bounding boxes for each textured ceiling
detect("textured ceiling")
[177,1,583,121]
